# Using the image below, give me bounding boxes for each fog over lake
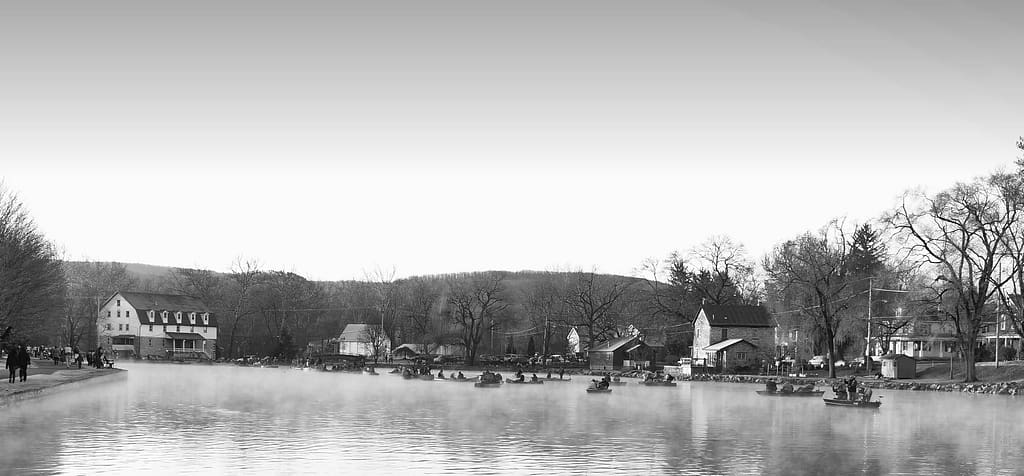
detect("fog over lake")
[0,363,1021,475]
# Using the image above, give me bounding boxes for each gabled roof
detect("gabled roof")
[588,335,637,353]
[696,304,775,328]
[340,324,377,343]
[117,292,218,328]
[392,343,427,355]
[703,338,755,351]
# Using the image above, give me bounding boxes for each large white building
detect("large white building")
[97,292,217,360]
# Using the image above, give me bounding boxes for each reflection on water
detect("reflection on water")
[0,363,1021,475]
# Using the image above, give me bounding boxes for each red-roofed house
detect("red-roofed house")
[97,291,217,360]
[692,304,775,369]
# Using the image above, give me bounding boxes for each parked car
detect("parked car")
[433,355,460,364]
[808,355,827,369]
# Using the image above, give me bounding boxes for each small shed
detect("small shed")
[588,335,639,371]
[880,353,916,379]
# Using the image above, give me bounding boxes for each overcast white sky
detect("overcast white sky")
[2,1,1022,280]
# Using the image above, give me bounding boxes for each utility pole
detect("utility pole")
[866,277,873,374]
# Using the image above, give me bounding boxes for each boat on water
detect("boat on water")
[539,377,572,382]
[823,398,881,408]
[609,381,627,386]
[418,374,436,381]
[474,381,503,388]
[586,387,612,393]
[642,381,677,387]
[756,390,824,397]
[505,379,544,385]
[446,377,476,383]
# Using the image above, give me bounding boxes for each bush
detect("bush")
[997,346,1017,361]
[975,346,993,362]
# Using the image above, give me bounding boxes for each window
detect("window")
[203,326,207,334]
[149,325,153,332]
[736,352,747,360]
[163,325,167,332]
[189,312,196,324]
[147,310,155,322]
[118,324,122,331]
[117,299,121,307]
[112,336,133,346]
[126,324,129,332]
[190,326,194,333]
[161,311,168,323]
[107,311,111,317]
[722,329,728,340]
[148,339,152,346]
[116,310,120,318]
[175,312,182,324]
[1002,318,1007,331]
[126,311,130,318]
[202,313,209,325]
[106,323,112,330]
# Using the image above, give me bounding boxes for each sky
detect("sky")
[2,1,1022,281]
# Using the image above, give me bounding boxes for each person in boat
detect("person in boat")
[665,374,675,383]
[546,371,552,379]
[515,370,525,382]
[437,369,445,379]
[858,386,873,403]
[780,381,794,393]
[765,379,778,393]
[457,371,465,380]
[833,382,847,400]
[531,373,539,382]
[644,372,655,383]
[846,377,859,401]
[797,383,815,393]
[601,374,611,387]
[612,375,621,383]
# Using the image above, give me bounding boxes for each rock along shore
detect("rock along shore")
[661,372,1023,396]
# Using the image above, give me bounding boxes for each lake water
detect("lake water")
[1,363,1022,475]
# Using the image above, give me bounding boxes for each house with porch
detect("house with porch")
[588,334,655,371]
[97,291,217,360]
[692,304,775,370]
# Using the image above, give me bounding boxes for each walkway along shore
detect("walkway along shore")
[0,362,126,408]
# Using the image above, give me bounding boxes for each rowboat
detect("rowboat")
[586,387,612,393]
[446,377,476,383]
[474,381,503,388]
[823,398,881,408]
[609,381,627,386]
[539,377,572,382]
[418,374,436,381]
[642,381,677,387]
[505,379,544,384]
[756,390,824,397]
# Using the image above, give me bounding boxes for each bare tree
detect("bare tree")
[0,185,67,346]
[446,272,509,365]
[222,257,262,359]
[62,260,139,349]
[764,220,856,379]
[366,266,400,355]
[519,272,570,356]
[559,271,634,350]
[888,175,1016,382]
[689,235,760,304]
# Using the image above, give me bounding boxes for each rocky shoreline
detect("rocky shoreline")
[657,372,1023,396]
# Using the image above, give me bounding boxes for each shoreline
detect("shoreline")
[0,368,127,408]
[669,372,1023,396]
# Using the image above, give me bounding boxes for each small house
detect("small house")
[702,338,758,371]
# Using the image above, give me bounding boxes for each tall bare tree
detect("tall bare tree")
[446,272,509,365]
[559,271,634,349]
[0,185,66,346]
[222,258,263,359]
[765,220,856,379]
[888,173,1017,382]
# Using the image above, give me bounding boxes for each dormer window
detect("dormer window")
[189,312,196,325]
[202,313,209,325]
[161,311,168,324]
[175,312,182,324]
[147,311,155,322]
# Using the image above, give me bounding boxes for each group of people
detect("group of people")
[590,374,612,390]
[479,370,503,384]
[644,371,675,383]
[833,377,873,402]
[765,379,816,393]
[512,370,540,382]
[5,345,31,383]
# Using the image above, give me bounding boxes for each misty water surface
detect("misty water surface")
[0,363,1021,475]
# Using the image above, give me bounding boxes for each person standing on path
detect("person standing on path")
[5,347,16,383]
[17,345,30,382]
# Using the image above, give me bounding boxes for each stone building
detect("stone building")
[97,291,217,360]
[691,304,775,369]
